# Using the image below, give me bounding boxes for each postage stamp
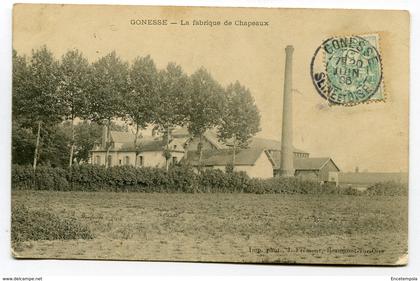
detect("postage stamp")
[310,34,385,105]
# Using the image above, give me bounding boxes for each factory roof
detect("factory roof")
[92,131,186,152]
[193,129,308,153]
[249,137,308,153]
[293,157,340,171]
[108,131,137,143]
[93,128,309,156]
[185,148,274,166]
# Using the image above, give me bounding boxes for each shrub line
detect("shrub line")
[11,164,407,196]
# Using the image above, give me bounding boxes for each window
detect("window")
[125,156,130,165]
[95,155,101,165]
[119,159,122,165]
[172,156,178,164]
[138,156,144,166]
[173,144,177,149]
[107,155,112,167]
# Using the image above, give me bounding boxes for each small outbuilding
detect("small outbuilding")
[293,157,340,183]
[185,148,275,179]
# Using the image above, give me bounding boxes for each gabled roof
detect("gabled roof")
[201,130,229,150]
[185,148,272,166]
[94,131,185,152]
[110,131,137,144]
[200,129,308,153]
[249,137,308,154]
[171,127,190,138]
[119,137,166,152]
[293,157,340,171]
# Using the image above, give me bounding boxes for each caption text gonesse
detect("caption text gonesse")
[130,19,269,27]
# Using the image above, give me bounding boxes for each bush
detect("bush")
[34,166,70,191]
[11,165,34,190]
[198,169,252,193]
[67,164,109,191]
[12,164,200,193]
[11,165,70,191]
[12,164,404,196]
[166,164,197,192]
[366,181,408,196]
[11,204,94,242]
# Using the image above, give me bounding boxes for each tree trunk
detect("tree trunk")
[134,124,139,167]
[232,135,237,171]
[183,142,189,163]
[68,117,75,167]
[33,121,41,171]
[198,134,203,166]
[165,126,170,171]
[105,119,111,168]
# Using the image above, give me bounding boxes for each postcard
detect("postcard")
[11,4,409,265]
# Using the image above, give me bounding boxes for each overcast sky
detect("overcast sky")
[13,4,409,172]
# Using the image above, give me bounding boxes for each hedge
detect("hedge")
[11,164,405,195]
[12,164,198,192]
[12,204,93,242]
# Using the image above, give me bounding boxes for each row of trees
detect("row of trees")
[12,46,261,170]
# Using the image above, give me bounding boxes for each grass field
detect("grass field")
[11,191,408,265]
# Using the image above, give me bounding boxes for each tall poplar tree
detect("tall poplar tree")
[58,49,90,167]
[154,63,190,171]
[86,51,129,167]
[126,55,158,166]
[218,81,261,170]
[13,46,63,170]
[187,67,225,168]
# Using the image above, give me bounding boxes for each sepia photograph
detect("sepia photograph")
[10,4,409,265]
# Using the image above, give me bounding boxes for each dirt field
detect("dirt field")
[11,191,408,265]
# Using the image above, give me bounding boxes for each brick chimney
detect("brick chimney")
[280,45,295,176]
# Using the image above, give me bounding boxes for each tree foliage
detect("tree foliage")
[58,49,91,166]
[126,55,158,129]
[12,50,30,122]
[61,121,102,164]
[218,81,261,146]
[12,47,262,170]
[154,63,191,170]
[154,63,190,131]
[218,81,261,167]
[85,51,130,167]
[13,47,65,170]
[187,67,225,166]
[86,51,129,123]
[58,49,90,120]
[37,125,71,167]
[12,120,36,165]
[188,67,225,136]
[14,46,63,127]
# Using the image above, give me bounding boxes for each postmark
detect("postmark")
[310,34,384,105]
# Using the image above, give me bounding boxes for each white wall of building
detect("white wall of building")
[212,152,273,179]
[91,150,185,168]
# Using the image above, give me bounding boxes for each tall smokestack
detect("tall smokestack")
[280,45,294,176]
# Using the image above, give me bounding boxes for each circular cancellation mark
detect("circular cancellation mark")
[310,35,383,105]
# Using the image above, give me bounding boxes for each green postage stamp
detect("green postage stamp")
[310,34,385,106]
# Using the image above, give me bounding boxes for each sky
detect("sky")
[12,4,409,172]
